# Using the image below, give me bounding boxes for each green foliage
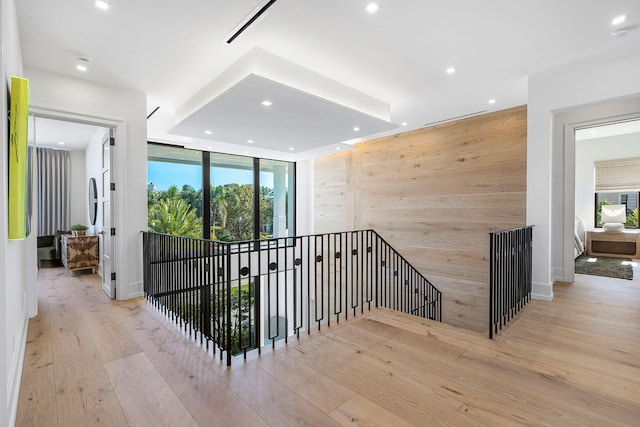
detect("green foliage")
[168,283,256,355]
[217,183,255,241]
[626,208,639,228]
[70,223,88,231]
[147,180,276,241]
[148,197,202,237]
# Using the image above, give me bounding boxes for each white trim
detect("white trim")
[29,106,135,302]
[128,281,144,299]
[556,96,640,284]
[551,267,564,284]
[7,314,28,427]
[532,281,554,301]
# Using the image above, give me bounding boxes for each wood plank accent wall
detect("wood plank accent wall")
[314,106,527,331]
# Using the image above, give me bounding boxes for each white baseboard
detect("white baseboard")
[8,314,28,427]
[551,267,564,284]
[532,281,554,301]
[127,281,144,299]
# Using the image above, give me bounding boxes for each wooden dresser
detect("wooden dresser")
[61,235,99,274]
[586,230,640,258]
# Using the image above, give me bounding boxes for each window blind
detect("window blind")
[595,157,640,192]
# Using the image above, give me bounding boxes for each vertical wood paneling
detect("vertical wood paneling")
[314,106,527,331]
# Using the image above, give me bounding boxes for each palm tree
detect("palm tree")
[148,198,202,237]
[210,184,232,230]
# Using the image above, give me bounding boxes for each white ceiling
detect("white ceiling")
[170,74,397,153]
[15,0,640,158]
[28,116,103,150]
[576,119,640,141]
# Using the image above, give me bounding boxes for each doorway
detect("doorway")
[574,119,640,281]
[30,114,116,298]
[556,94,640,284]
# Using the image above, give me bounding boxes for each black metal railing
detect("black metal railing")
[142,230,442,365]
[489,226,533,339]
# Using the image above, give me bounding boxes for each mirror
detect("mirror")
[88,177,98,225]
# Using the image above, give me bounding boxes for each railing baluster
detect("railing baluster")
[142,229,442,366]
[489,226,534,339]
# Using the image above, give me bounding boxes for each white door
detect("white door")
[101,130,116,298]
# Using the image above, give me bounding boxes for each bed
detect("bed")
[574,216,587,258]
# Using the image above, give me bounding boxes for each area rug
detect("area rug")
[575,254,633,280]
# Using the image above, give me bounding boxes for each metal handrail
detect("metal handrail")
[143,229,442,366]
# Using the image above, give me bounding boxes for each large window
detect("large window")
[147,143,295,240]
[147,144,203,237]
[594,157,640,229]
[595,192,639,228]
[260,159,295,239]
[209,154,254,241]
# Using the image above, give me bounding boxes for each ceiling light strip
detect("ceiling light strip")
[147,106,160,119]
[226,0,279,44]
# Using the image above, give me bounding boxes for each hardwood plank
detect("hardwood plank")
[82,303,143,364]
[348,316,639,425]
[296,331,485,425]
[329,394,414,427]
[104,352,198,427]
[256,351,355,413]
[18,250,640,427]
[124,319,268,427]
[222,364,342,427]
[50,309,128,426]
[16,273,58,427]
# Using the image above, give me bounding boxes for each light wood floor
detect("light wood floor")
[16,267,640,426]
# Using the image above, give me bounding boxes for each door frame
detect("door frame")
[30,107,126,298]
[101,130,116,298]
[556,95,640,284]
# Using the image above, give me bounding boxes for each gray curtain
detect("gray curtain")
[37,147,70,236]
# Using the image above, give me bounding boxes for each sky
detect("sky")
[148,161,274,191]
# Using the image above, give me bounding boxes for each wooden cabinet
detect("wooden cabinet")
[61,235,99,274]
[586,230,640,258]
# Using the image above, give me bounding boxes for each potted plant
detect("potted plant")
[70,224,89,236]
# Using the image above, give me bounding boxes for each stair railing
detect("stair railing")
[489,226,533,338]
[142,229,442,366]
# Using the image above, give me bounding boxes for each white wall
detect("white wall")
[528,49,640,300]
[1,0,29,426]
[575,133,640,229]
[25,67,147,300]
[296,159,314,236]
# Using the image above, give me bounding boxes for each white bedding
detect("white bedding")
[574,217,586,258]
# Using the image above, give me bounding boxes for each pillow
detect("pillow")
[603,222,624,232]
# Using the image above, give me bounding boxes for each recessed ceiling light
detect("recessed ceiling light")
[95,0,109,10]
[401,121,408,126]
[204,130,212,135]
[247,139,254,144]
[336,147,341,151]
[446,67,456,74]
[612,14,626,26]
[58,141,65,145]
[365,3,379,13]
[76,64,87,72]
[207,146,212,149]
[261,100,273,107]
[353,126,360,131]
[288,147,295,151]
[488,99,496,104]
